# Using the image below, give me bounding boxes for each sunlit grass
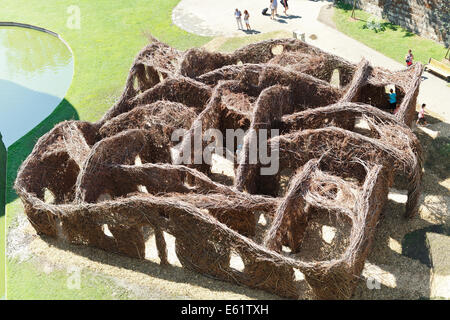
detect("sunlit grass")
[7,259,133,300]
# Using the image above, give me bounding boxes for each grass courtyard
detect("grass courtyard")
[0,0,449,300]
[333,2,448,65]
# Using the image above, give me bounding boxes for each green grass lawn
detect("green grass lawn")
[0,0,211,299]
[333,2,448,65]
[7,259,134,300]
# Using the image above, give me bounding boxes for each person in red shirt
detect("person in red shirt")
[406,49,414,67]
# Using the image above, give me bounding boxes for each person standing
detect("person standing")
[270,0,276,20]
[235,9,243,29]
[405,49,414,67]
[416,103,428,126]
[388,89,397,112]
[281,0,289,15]
[243,10,251,31]
[273,0,278,16]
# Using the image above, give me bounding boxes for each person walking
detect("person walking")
[243,10,251,31]
[270,0,276,20]
[281,0,289,15]
[405,49,414,67]
[235,9,243,29]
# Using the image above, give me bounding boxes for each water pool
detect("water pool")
[0,25,74,147]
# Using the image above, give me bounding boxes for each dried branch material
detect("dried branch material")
[15,38,423,300]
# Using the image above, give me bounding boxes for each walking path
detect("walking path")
[172,0,450,122]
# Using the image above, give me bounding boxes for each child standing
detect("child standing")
[405,49,414,67]
[270,0,276,20]
[388,89,397,112]
[416,103,428,126]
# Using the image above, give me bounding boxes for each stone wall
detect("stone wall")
[341,0,449,46]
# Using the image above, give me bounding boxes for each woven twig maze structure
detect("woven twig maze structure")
[16,38,424,299]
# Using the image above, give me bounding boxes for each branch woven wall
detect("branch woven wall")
[15,38,424,299]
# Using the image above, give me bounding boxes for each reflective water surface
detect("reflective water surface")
[0,26,74,146]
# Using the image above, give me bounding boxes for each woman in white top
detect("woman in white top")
[244,10,251,30]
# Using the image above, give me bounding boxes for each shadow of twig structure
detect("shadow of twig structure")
[6,99,79,205]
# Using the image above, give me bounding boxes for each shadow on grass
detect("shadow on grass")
[402,30,415,38]
[5,99,79,205]
[335,0,353,11]
[378,22,400,32]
